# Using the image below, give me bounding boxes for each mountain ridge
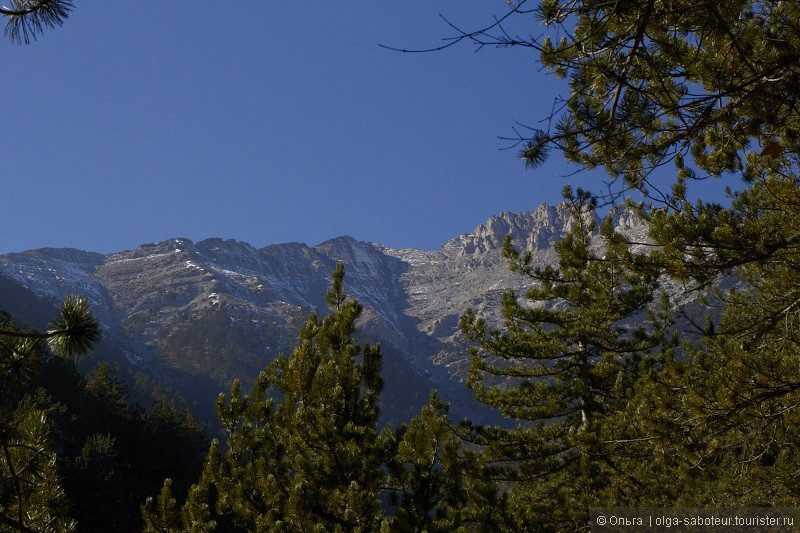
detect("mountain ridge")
[0,202,650,423]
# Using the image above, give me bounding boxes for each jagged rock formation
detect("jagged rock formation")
[0,203,658,423]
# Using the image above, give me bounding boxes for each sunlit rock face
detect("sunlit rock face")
[0,203,665,423]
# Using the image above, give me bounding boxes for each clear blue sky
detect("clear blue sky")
[1,3,613,254]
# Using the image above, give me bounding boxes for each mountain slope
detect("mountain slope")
[0,203,654,424]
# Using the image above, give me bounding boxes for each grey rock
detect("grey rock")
[0,203,674,423]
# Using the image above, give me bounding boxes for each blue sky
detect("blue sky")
[2,3,615,254]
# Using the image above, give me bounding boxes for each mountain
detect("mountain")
[0,203,659,426]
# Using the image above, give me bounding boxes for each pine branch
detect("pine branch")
[0,296,100,360]
[0,512,37,533]
[1,438,28,533]
[1,0,73,44]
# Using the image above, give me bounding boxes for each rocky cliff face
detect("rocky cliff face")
[0,203,652,423]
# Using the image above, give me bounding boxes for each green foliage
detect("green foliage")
[0,296,99,385]
[460,192,674,529]
[0,311,40,386]
[648,171,800,285]
[145,266,503,532]
[438,1,800,526]
[154,264,393,532]
[85,361,129,414]
[46,296,101,360]
[0,296,208,533]
[7,4,800,529]
[4,2,800,530]
[494,1,800,192]
[0,301,96,532]
[141,479,182,533]
[385,392,465,532]
[0,392,75,533]
[635,179,800,504]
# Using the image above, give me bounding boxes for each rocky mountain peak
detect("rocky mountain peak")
[441,202,596,258]
[0,203,653,424]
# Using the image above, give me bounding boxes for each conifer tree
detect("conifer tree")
[630,173,800,505]
[0,296,99,377]
[460,190,673,529]
[383,392,510,532]
[434,2,800,283]
[434,3,800,511]
[385,392,465,532]
[0,392,75,533]
[143,266,504,531]
[141,479,183,533]
[145,264,393,532]
[0,298,99,532]
[439,2,800,192]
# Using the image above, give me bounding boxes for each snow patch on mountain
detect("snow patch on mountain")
[0,203,655,418]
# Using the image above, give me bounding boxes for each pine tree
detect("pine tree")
[460,189,673,529]
[431,2,800,512]
[141,479,183,533]
[436,2,800,283]
[385,392,465,532]
[629,172,800,505]
[383,391,512,532]
[440,2,799,192]
[0,392,76,533]
[0,298,99,532]
[0,296,99,378]
[145,264,393,532]
[143,265,508,531]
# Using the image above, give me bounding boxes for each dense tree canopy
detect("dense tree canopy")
[0,300,208,532]
[435,1,799,192]
[443,1,800,529]
[460,190,675,528]
[0,298,98,532]
[142,266,500,532]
